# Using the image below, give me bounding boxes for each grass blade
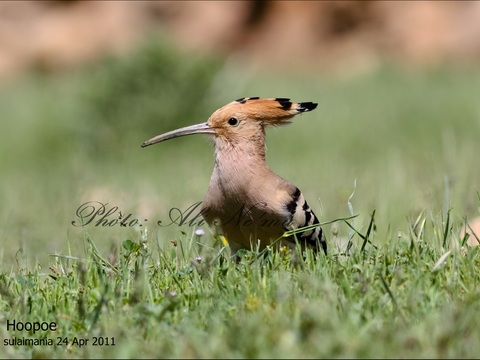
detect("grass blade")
[432,250,452,272]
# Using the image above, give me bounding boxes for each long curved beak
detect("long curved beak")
[141,122,215,148]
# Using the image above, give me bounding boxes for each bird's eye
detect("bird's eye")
[228,117,239,126]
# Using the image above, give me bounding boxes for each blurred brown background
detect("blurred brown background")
[1,0,480,81]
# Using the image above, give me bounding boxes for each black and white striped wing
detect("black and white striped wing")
[284,187,327,254]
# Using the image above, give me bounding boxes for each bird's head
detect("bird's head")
[141,97,317,148]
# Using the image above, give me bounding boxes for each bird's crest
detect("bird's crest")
[210,97,317,127]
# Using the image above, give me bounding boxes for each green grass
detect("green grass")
[1,40,480,358]
[1,222,480,358]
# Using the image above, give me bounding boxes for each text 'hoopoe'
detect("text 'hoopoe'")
[142,97,326,256]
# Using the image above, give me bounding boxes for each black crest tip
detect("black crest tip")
[296,102,318,112]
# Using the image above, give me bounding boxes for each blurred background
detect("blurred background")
[1,1,479,268]
[2,1,480,77]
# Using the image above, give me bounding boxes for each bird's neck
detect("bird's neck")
[210,134,273,197]
[213,133,268,172]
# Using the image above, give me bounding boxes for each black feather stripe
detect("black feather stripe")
[285,187,301,215]
[236,97,260,103]
[302,201,309,211]
[304,209,312,225]
[275,98,292,110]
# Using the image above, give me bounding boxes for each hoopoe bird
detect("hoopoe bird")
[142,97,326,257]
